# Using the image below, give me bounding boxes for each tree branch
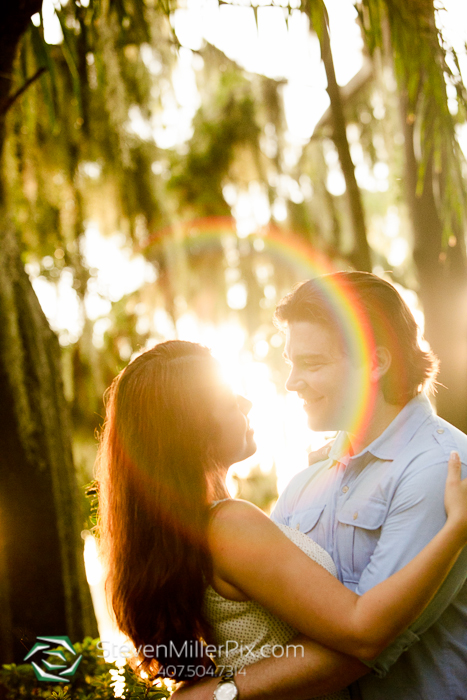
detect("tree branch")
[0,67,47,117]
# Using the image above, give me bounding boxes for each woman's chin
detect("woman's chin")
[231,441,257,466]
[244,439,257,460]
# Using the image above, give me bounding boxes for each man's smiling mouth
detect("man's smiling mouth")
[302,397,324,409]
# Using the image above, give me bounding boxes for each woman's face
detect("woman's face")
[209,384,257,467]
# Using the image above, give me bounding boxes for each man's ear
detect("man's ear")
[371,347,392,382]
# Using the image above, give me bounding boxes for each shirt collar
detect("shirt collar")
[329,431,353,462]
[329,393,434,464]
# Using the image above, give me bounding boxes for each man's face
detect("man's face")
[283,320,366,432]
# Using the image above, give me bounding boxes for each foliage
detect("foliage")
[84,479,99,532]
[4,0,467,465]
[3,0,177,461]
[0,638,172,699]
[358,0,467,244]
[7,1,171,244]
[168,68,261,217]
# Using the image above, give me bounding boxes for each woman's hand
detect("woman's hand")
[172,679,218,700]
[308,442,333,466]
[444,451,467,542]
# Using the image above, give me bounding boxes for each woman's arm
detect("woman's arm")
[173,636,368,700]
[209,452,467,660]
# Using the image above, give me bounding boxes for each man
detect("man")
[175,271,467,700]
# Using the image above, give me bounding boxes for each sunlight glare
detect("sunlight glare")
[173,317,326,490]
[168,0,364,146]
[81,226,157,303]
[42,0,64,44]
[83,532,103,586]
[32,271,84,346]
[227,282,248,309]
[387,237,409,267]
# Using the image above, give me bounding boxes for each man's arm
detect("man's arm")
[172,636,368,700]
[356,455,467,676]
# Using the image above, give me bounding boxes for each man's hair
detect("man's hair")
[274,271,439,405]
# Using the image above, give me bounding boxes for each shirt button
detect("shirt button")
[295,523,300,530]
[342,486,349,493]
[436,429,444,434]
[353,512,358,520]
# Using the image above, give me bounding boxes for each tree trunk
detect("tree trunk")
[307,1,372,272]
[0,2,97,664]
[388,0,467,432]
[400,95,467,431]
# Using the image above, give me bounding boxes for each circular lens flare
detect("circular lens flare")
[141,217,378,448]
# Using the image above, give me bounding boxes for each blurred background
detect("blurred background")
[1,0,467,668]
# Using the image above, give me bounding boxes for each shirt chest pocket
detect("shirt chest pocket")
[337,498,387,580]
[290,504,326,536]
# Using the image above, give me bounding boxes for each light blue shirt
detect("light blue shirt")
[271,393,467,700]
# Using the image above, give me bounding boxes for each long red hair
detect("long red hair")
[96,341,222,679]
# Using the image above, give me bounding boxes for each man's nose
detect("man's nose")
[285,368,306,393]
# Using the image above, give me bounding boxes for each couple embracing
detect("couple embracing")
[97,271,467,700]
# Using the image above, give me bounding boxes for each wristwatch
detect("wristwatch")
[213,671,238,700]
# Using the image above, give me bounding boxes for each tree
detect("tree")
[0,0,99,663]
[224,0,373,269]
[303,0,372,271]
[360,0,467,430]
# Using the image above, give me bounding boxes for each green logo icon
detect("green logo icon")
[24,636,83,682]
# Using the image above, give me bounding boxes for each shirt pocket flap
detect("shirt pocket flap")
[290,505,326,533]
[338,498,386,530]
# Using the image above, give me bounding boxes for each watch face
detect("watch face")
[214,680,238,700]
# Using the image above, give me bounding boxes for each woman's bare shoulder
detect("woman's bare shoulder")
[209,498,282,548]
[211,498,268,523]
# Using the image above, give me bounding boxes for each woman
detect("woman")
[96,340,467,698]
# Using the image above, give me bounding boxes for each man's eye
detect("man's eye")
[305,364,322,371]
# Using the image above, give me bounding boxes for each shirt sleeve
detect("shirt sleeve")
[356,456,467,677]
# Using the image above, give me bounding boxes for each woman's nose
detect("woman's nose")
[237,395,252,414]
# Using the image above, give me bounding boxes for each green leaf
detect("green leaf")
[29,21,58,127]
[55,10,83,118]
